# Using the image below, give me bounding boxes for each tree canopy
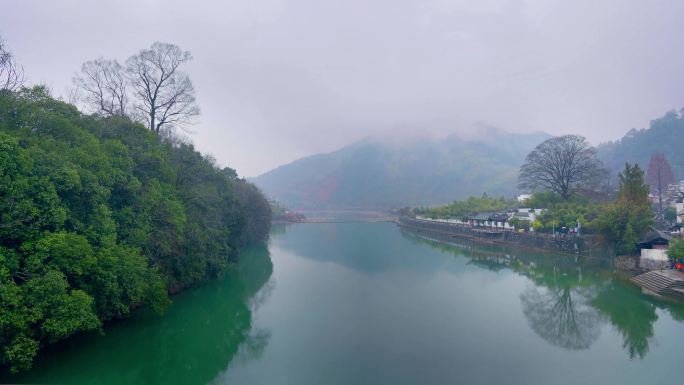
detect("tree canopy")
[74,42,199,133]
[667,239,684,262]
[414,194,513,220]
[0,87,270,372]
[594,163,652,255]
[598,109,684,181]
[519,135,604,200]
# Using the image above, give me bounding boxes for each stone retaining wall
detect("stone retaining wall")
[399,216,597,254]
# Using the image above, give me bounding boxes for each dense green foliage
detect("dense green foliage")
[0,87,270,372]
[414,191,600,234]
[413,179,655,253]
[593,164,653,254]
[667,239,684,262]
[517,166,652,249]
[598,109,684,180]
[414,195,513,220]
[522,193,600,233]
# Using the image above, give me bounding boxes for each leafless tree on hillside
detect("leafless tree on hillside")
[126,42,199,133]
[73,58,128,116]
[0,37,24,92]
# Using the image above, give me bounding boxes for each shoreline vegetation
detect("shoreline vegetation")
[0,88,271,373]
[405,179,650,257]
[409,138,658,258]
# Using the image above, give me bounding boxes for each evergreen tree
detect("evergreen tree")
[595,163,653,255]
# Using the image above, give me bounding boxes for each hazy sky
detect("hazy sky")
[3,0,684,176]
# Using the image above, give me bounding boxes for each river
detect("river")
[4,222,684,384]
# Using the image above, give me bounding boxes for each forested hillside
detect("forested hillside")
[253,129,550,208]
[0,87,271,372]
[598,109,684,179]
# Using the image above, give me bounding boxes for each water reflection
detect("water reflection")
[400,228,684,360]
[521,286,602,350]
[2,245,274,385]
[275,223,462,274]
[592,283,657,359]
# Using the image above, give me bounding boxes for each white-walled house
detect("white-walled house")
[513,208,544,223]
[415,209,548,231]
[676,202,684,224]
[638,230,673,270]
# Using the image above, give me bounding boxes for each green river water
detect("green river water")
[3,222,684,385]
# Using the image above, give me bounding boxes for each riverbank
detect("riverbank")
[398,216,607,256]
[5,222,684,384]
[0,244,274,384]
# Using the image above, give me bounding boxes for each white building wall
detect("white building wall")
[676,202,684,224]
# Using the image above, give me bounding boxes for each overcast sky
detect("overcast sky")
[3,0,684,176]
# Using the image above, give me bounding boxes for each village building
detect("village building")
[512,208,544,223]
[675,201,684,224]
[638,229,672,270]
[417,208,547,232]
[466,212,513,229]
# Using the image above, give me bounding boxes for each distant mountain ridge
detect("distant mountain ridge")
[253,127,551,209]
[597,109,684,180]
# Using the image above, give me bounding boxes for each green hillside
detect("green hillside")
[0,87,271,372]
[598,109,684,179]
[253,129,551,208]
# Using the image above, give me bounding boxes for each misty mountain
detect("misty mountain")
[597,109,684,180]
[253,128,551,209]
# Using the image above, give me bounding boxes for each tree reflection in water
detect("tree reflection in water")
[521,285,602,350]
[592,283,657,359]
[400,230,676,359]
[235,328,272,362]
[1,245,275,385]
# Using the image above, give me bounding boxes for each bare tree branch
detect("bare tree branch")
[0,36,24,92]
[73,58,128,117]
[518,135,605,200]
[126,42,199,133]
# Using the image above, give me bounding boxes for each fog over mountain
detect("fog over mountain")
[253,127,550,208]
[255,106,684,209]
[3,0,684,176]
[598,109,684,180]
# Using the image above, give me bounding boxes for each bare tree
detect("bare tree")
[521,285,602,350]
[126,42,199,133]
[645,153,676,221]
[0,36,24,92]
[519,135,604,200]
[73,58,128,116]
